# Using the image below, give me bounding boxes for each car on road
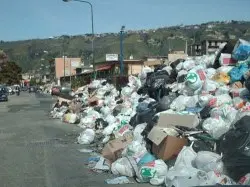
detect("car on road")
[0,86,8,102]
[21,86,28,91]
[7,87,15,95]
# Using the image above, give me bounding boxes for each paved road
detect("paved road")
[0,92,150,187]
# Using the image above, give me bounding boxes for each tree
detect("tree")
[0,61,22,85]
[29,78,36,86]
[0,50,8,66]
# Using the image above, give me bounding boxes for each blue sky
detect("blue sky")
[1,0,250,41]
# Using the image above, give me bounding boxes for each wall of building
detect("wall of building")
[168,53,188,62]
[128,64,143,75]
[55,57,81,79]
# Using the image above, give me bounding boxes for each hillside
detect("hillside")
[1,20,250,73]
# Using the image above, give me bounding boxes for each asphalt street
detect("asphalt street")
[0,92,150,187]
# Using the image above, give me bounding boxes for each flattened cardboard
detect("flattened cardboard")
[148,113,199,145]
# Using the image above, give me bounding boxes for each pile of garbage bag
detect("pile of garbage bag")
[50,38,250,186]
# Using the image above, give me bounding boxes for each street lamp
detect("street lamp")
[120,26,125,75]
[62,0,96,78]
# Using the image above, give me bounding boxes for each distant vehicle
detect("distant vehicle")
[0,86,8,102]
[29,86,37,93]
[51,86,72,96]
[21,86,28,91]
[7,87,15,95]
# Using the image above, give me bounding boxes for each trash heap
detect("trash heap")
[50,38,250,186]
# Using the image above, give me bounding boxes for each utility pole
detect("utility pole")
[120,26,125,75]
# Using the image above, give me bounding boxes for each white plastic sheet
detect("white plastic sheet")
[77,129,95,144]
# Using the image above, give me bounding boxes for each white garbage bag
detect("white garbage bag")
[122,140,147,159]
[183,60,196,70]
[165,144,201,187]
[77,129,95,144]
[137,159,168,186]
[111,157,136,177]
[133,123,147,142]
[202,117,230,139]
[193,151,224,173]
[170,95,190,111]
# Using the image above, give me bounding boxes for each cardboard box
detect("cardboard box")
[152,136,188,160]
[102,136,132,162]
[148,113,199,160]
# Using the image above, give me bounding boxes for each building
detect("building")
[189,43,202,56]
[55,57,82,85]
[168,51,188,63]
[201,39,228,55]
[188,39,228,56]
[145,56,168,62]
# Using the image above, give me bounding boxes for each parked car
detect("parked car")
[0,86,8,102]
[7,87,15,95]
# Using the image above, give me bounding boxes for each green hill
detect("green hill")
[1,20,250,73]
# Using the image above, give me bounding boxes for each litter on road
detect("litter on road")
[49,38,250,186]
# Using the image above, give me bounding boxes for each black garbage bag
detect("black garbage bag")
[136,102,149,113]
[93,106,102,113]
[217,116,250,156]
[169,69,178,83]
[170,59,184,70]
[95,118,108,130]
[137,86,148,95]
[217,116,250,181]
[130,101,158,128]
[157,93,177,112]
[200,106,212,119]
[154,64,167,72]
[177,74,186,83]
[222,152,250,181]
[116,99,123,104]
[146,70,170,101]
[113,105,123,116]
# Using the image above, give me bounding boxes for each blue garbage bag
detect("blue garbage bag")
[232,39,250,61]
[229,63,249,83]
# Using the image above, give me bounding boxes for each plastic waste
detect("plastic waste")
[233,97,245,109]
[212,72,230,84]
[137,152,156,167]
[77,129,95,144]
[105,176,134,184]
[122,140,147,160]
[232,39,250,61]
[208,94,232,108]
[111,157,136,177]
[137,159,168,185]
[158,93,177,111]
[186,71,202,90]
[229,63,248,83]
[193,151,224,173]
[202,117,230,139]
[183,60,196,70]
[239,173,250,185]
[165,144,201,186]
[133,123,147,142]
[170,95,190,111]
